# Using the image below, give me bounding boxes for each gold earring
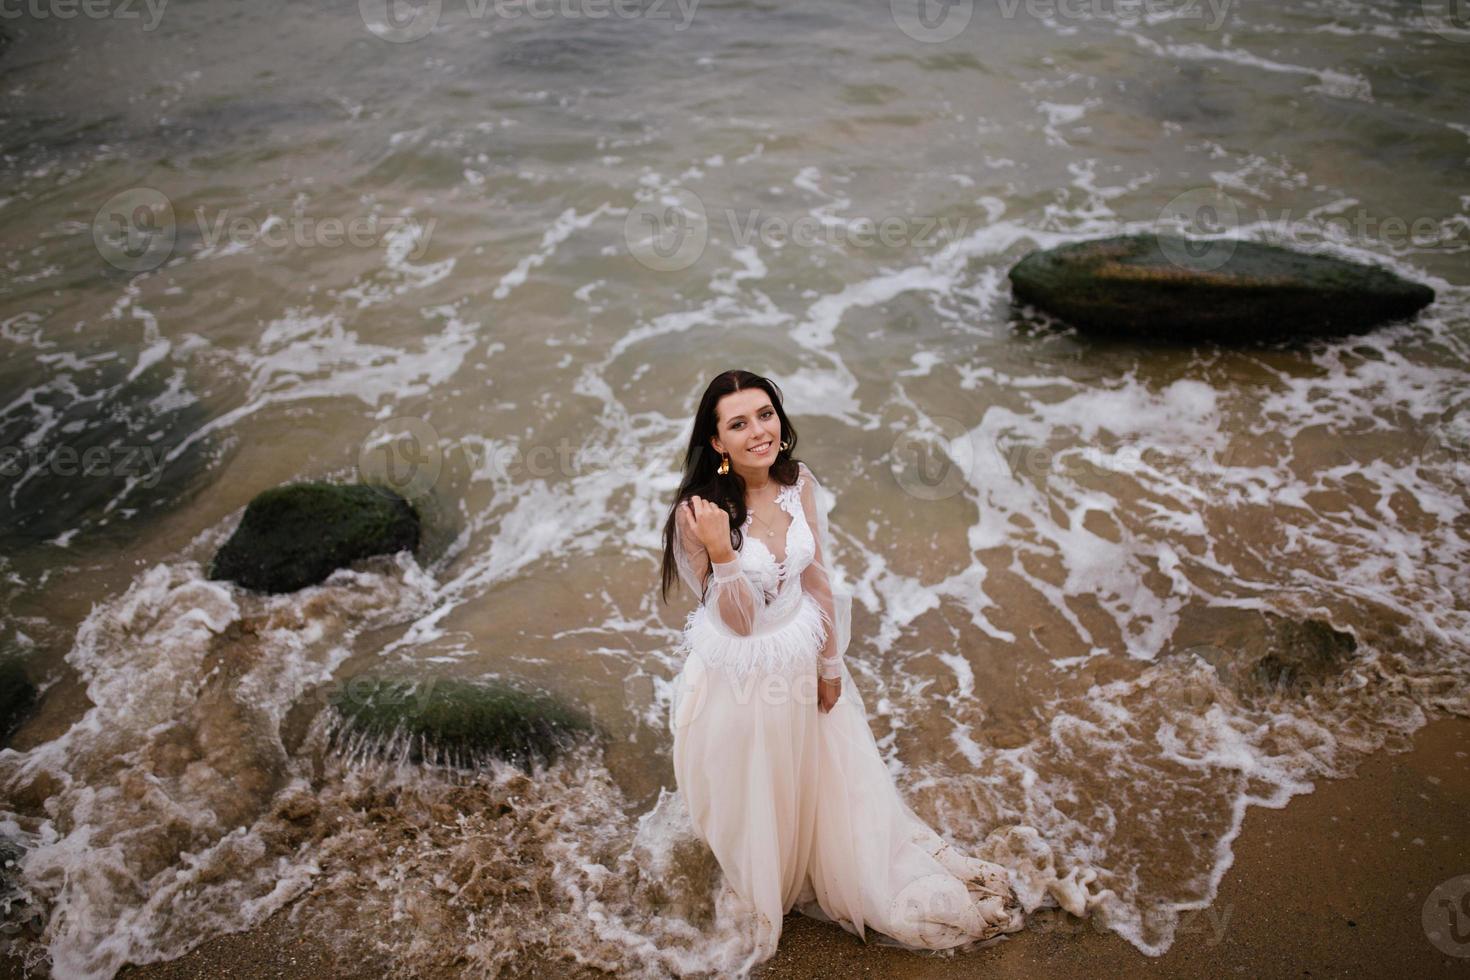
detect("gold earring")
[717,452,729,475]
[779,438,791,452]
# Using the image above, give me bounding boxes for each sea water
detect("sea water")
[1,0,1468,975]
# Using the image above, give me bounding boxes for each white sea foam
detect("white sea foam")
[1120,30,1374,101]
[3,0,1469,973]
[493,204,614,301]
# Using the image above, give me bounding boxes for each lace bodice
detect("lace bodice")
[733,477,817,613]
[671,460,852,680]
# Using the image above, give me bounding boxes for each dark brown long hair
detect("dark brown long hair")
[659,370,802,604]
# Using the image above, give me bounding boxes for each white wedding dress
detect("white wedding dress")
[668,461,1024,969]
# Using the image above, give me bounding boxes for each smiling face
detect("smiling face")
[711,387,782,475]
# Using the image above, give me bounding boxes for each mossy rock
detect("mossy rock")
[1174,608,1359,697]
[209,482,419,593]
[0,656,37,746]
[1249,618,1359,691]
[327,676,596,770]
[1008,233,1435,342]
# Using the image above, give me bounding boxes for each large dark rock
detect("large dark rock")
[0,355,217,551]
[210,482,419,593]
[1172,608,1359,697]
[1248,617,1359,691]
[327,676,596,770]
[0,656,37,746]
[1008,233,1435,341]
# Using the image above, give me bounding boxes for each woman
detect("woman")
[659,369,1025,969]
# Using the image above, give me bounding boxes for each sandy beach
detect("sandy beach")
[757,713,1470,980]
[2,713,1454,980]
[3,2,1468,978]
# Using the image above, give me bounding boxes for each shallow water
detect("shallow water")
[2,0,1469,975]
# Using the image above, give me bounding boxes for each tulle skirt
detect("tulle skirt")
[669,594,1024,969]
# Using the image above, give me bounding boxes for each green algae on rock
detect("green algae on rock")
[210,482,420,594]
[326,676,597,771]
[1008,233,1435,341]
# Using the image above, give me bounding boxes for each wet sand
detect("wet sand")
[7,714,1467,980]
[758,713,1470,979]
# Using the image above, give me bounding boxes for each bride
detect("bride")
[658,369,1025,969]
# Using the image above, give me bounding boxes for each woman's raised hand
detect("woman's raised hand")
[685,495,734,562]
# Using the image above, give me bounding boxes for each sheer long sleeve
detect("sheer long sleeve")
[673,500,763,637]
[798,462,852,680]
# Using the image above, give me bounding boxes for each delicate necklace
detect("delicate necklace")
[750,509,782,539]
[746,484,785,540]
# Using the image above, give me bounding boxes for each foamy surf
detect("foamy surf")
[3,0,1470,974]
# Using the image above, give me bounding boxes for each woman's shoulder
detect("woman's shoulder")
[789,461,825,512]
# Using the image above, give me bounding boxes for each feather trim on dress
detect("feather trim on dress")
[679,593,829,679]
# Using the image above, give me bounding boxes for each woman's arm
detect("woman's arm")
[798,464,843,680]
[675,499,762,636]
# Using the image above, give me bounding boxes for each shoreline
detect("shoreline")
[759,712,1470,978]
[6,714,1467,979]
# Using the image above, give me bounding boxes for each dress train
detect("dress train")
[670,602,1024,963]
